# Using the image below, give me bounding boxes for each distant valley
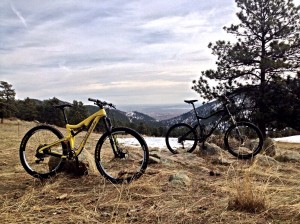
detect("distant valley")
[118,104,193,121]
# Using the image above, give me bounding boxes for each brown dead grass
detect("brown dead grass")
[0,119,300,223]
[228,167,267,213]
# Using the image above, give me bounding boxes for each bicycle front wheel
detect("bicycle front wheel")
[95,127,149,184]
[224,122,263,159]
[165,123,197,154]
[19,125,66,178]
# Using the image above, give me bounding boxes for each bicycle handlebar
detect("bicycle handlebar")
[88,98,116,109]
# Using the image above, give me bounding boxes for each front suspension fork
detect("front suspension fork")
[103,117,123,158]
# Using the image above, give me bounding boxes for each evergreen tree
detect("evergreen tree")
[67,100,88,125]
[37,97,64,126]
[16,98,38,121]
[263,74,300,131]
[0,81,17,117]
[0,81,16,101]
[137,122,147,135]
[192,0,300,136]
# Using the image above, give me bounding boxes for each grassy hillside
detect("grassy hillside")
[0,119,299,223]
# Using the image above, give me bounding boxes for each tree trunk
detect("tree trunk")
[259,37,267,139]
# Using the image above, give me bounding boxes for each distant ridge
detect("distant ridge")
[86,101,221,128]
[85,105,160,126]
[160,100,220,127]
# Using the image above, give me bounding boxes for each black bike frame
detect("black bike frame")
[189,101,236,143]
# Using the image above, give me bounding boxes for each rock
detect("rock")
[199,142,223,157]
[171,153,206,167]
[275,150,300,163]
[51,158,88,176]
[48,149,97,177]
[78,149,98,175]
[208,134,225,149]
[149,152,162,159]
[148,156,161,164]
[254,154,279,166]
[262,137,276,157]
[211,157,232,166]
[169,171,191,186]
[149,151,177,165]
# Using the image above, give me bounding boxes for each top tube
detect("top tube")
[67,108,106,130]
[184,98,227,120]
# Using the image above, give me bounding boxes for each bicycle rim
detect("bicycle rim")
[20,126,64,178]
[95,128,148,184]
[225,122,262,159]
[166,124,197,153]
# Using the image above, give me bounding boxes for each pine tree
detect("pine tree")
[37,97,64,126]
[16,98,38,121]
[67,100,88,125]
[0,81,16,118]
[192,0,300,136]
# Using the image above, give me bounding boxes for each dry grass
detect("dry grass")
[228,167,267,213]
[1,119,300,223]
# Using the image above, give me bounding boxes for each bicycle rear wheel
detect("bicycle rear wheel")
[95,127,149,184]
[224,122,263,159]
[165,123,197,154]
[19,125,66,178]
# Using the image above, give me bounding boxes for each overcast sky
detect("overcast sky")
[2,0,295,106]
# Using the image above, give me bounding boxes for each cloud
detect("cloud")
[0,0,236,105]
[9,2,28,28]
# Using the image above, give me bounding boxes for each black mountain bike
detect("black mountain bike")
[165,96,263,159]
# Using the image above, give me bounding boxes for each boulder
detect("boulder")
[262,137,276,157]
[208,134,225,149]
[169,171,191,186]
[148,156,161,164]
[275,150,300,163]
[78,149,98,175]
[48,149,98,177]
[254,154,279,166]
[211,157,232,166]
[199,142,223,157]
[48,157,88,176]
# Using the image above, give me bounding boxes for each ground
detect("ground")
[0,119,299,224]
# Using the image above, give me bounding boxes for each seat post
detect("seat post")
[61,109,69,124]
[54,104,72,124]
[191,103,198,116]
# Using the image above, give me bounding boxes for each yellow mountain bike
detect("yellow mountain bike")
[19,98,149,184]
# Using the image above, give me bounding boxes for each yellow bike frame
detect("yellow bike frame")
[37,108,107,158]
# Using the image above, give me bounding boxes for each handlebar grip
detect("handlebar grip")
[109,103,116,109]
[88,98,98,102]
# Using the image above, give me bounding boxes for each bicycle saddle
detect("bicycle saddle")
[184,100,198,104]
[54,104,73,110]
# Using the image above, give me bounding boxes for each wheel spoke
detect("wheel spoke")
[226,122,263,159]
[20,125,64,178]
[95,128,148,183]
[166,124,197,154]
